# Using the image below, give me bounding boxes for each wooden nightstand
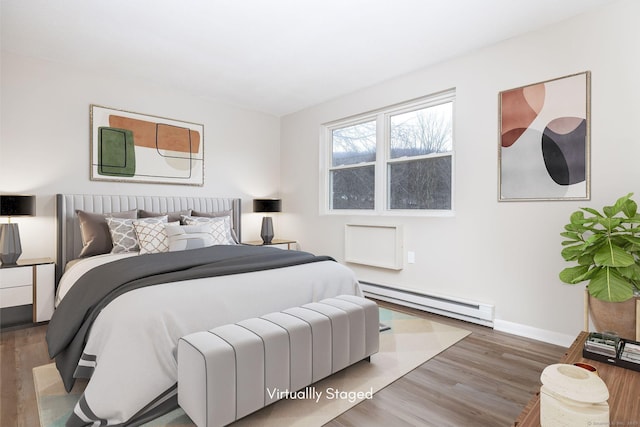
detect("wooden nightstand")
[243,239,297,250]
[0,257,55,327]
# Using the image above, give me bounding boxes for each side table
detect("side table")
[0,257,55,327]
[514,331,640,426]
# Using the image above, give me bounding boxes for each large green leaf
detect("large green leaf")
[560,231,581,241]
[622,198,637,218]
[578,253,595,265]
[559,265,590,284]
[561,244,589,261]
[588,267,635,302]
[604,193,634,218]
[580,207,602,218]
[593,243,636,267]
[618,263,640,281]
[570,210,587,223]
[617,234,640,246]
[603,205,617,218]
[585,234,605,246]
[596,217,622,231]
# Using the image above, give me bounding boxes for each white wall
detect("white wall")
[280,0,640,345]
[0,52,281,259]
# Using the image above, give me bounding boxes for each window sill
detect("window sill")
[321,209,455,218]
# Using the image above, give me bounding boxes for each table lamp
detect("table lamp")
[253,198,281,244]
[0,195,35,264]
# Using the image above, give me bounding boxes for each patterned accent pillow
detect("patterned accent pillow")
[107,217,137,253]
[181,215,236,245]
[134,219,177,254]
[107,215,168,253]
[165,224,217,252]
[192,210,239,242]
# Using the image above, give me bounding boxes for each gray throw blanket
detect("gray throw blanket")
[46,245,333,391]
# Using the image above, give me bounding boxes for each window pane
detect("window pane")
[389,156,451,209]
[390,102,452,159]
[332,120,376,166]
[331,166,375,209]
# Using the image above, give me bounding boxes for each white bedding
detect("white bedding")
[55,252,138,306]
[59,255,361,426]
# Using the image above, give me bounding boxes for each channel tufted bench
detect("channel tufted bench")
[177,295,379,427]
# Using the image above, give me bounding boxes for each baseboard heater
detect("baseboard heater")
[360,281,494,327]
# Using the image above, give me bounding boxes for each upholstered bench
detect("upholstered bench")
[177,295,379,427]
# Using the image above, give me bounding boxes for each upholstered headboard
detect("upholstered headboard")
[56,194,241,284]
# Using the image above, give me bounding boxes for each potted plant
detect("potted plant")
[560,192,640,339]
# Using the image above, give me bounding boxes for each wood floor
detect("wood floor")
[0,301,567,427]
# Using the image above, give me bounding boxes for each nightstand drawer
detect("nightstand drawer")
[0,258,54,327]
[0,267,32,288]
[0,286,33,307]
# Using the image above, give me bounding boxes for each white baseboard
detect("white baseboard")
[493,319,576,348]
[360,281,494,327]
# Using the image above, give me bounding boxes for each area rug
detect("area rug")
[34,308,470,427]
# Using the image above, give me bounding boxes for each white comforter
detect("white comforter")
[55,252,138,306]
[60,256,361,426]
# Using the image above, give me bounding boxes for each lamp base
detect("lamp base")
[260,217,274,245]
[0,223,22,265]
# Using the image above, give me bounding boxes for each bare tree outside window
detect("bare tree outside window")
[324,91,454,213]
[330,120,376,209]
[332,120,376,166]
[388,102,453,209]
[389,157,451,209]
[331,166,375,209]
[390,103,452,158]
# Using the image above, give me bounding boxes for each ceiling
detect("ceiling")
[1,0,615,116]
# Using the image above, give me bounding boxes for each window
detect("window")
[330,120,376,209]
[322,90,454,214]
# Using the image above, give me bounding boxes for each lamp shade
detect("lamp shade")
[253,199,282,213]
[0,195,36,217]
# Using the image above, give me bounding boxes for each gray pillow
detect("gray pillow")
[108,216,169,253]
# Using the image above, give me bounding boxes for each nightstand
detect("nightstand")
[0,257,55,327]
[243,239,297,250]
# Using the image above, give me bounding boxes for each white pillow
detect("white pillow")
[133,218,175,255]
[181,215,236,245]
[165,224,217,252]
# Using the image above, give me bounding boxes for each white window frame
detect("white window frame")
[320,89,456,217]
[325,115,378,211]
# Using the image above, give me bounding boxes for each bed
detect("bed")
[46,194,361,427]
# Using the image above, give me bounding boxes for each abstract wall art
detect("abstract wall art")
[90,105,204,186]
[498,71,590,201]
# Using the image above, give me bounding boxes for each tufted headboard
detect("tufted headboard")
[56,194,241,284]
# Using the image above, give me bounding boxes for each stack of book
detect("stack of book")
[583,332,640,372]
[620,341,640,364]
[584,332,619,358]
[584,332,620,357]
